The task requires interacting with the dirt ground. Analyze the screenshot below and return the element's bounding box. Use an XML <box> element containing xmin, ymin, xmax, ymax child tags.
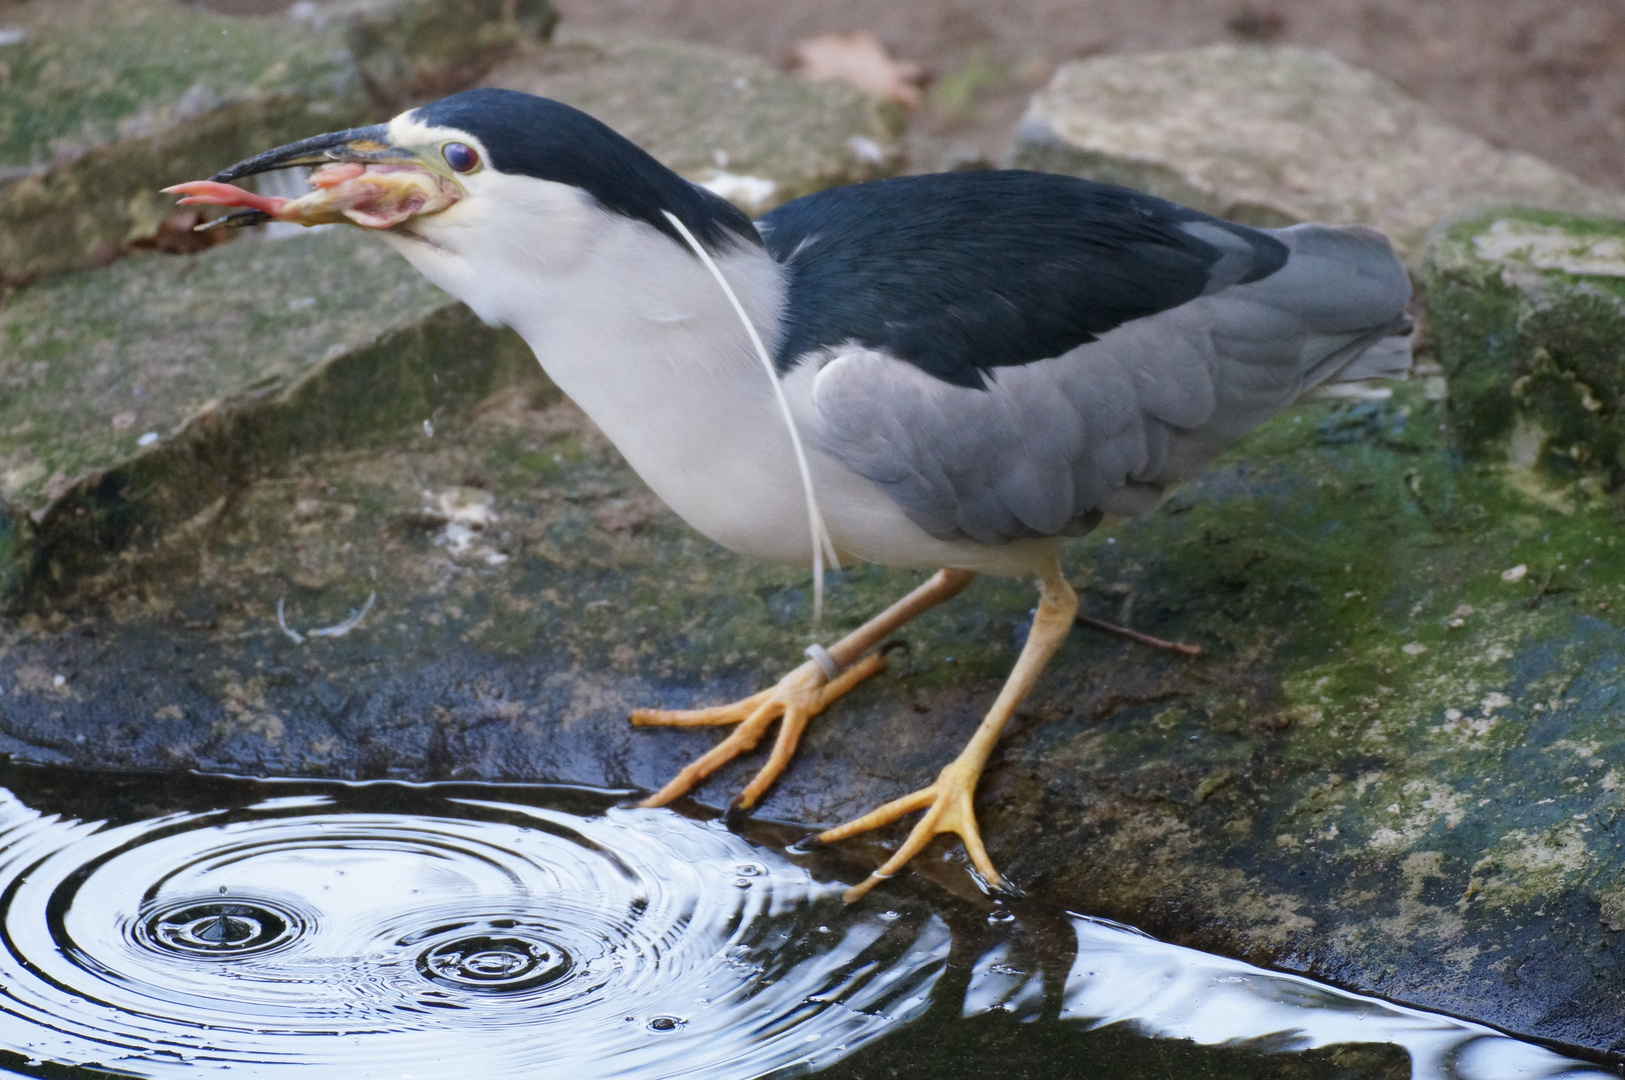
<box><xmin>553</xmin><ymin>0</ymin><xmax>1625</xmax><ymax>191</ymax></box>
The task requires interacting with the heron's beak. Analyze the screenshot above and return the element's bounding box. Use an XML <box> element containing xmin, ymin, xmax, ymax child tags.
<box><xmin>162</xmin><ymin>125</ymin><xmax>461</xmax><ymax>231</ymax></box>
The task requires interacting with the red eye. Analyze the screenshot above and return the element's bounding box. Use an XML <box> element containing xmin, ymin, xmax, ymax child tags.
<box><xmin>443</xmin><ymin>142</ymin><xmax>479</xmax><ymax>173</ymax></box>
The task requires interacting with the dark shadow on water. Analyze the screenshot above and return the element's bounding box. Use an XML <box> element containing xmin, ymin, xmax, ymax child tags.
<box><xmin>0</xmin><ymin>763</ymin><xmax>1607</xmax><ymax>1080</ymax></box>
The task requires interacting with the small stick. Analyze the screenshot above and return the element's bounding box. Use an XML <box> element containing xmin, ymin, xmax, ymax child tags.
<box><xmin>1524</xmin><ymin>567</ymin><xmax>1558</xmax><ymax>611</ymax></box>
<box><xmin>1075</xmin><ymin>613</ymin><xmax>1203</xmax><ymax>657</ymax></box>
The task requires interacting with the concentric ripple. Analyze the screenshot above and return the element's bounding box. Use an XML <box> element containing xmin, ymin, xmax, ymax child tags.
<box><xmin>0</xmin><ymin>785</ymin><xmax>947</xmax><ymax>1078</ymax></box>
<box><xmin>136</xmin><ymin>898</ymin><xmax>306</xmax><ymax>958</ymax></box>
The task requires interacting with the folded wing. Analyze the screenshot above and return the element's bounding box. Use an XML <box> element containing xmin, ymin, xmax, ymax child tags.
<box><xmin>760</xmin><ymin>174</ymin><xmax>1411</xmax><ymax>545</ymax></box>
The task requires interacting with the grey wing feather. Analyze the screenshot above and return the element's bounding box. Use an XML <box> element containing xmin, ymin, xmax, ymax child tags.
<box><xmin>809</xmin><ymin>222</ymin><xmax>1412</xmax><ymax>545</ymax></box>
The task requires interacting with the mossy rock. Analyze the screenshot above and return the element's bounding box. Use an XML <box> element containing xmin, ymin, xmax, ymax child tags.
<box><xmin>3</xmin><ymin>365</ymin><xmax>1625</xmax><ymax>1055</ymax></box>
<box><xmin>0</xmin><ymin>0</ymin><xmax>556</xmax><ymax>283</ymax></box>
<box><xmin>5</xmin><ymin>19</ymin><xmax>1624</xmax><ymax>1060</ymax></box>
<box><xmin>0</xmin><ymin>25</ymin><xmax>910</xmax><ymax>606</ymax></box>
<box><xmin>1423</xmin><ymin>208</ymin><xmax>1625</xmax><ymax>498</ymax></box>
<box><xmin>0</xmin><ymin>227</ymin><xmax>536</xmax><ymax>603</ymax></box>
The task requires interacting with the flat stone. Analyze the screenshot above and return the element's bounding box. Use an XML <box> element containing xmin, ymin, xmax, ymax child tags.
<box><xmin>481</xmin><ymin>30</ymin><xmax>904</xmax><ymax>214</ymax></box>
<box><xmin>2</xmin><ymin>362</ymin><xmax>1623</xmax><ymax>1058</ymax></box>
<box><xmin>1423</xmin><ymin>208</ymin><xmax>1625</xmax><ymax>501</ymax></box>
<box><xmin>1007</xmin><ymin>45</ymin><xmax>1625</xmax><ymax>264</ymax></box>
<box><xmin>0</xmin><ymin>227</ymin><xmax>535</xmax><ymax>602</ymax></box>
<box><xmin>0</xmin><ymin>0</ymin><xmax>557</xmax><ymax>283</ymax></box>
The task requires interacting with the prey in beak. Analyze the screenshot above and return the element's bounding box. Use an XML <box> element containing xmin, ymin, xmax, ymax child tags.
<box><xmin>163</xmin><ymin>124</ymin><xmax>462</xmax><ymax>232</ymax></box>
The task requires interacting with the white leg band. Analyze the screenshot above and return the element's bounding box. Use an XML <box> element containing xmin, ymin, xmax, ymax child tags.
<box><xmin>804</xmin><ymin>643</ymin><xmax>840</xmax><ymax>681</ymax></box>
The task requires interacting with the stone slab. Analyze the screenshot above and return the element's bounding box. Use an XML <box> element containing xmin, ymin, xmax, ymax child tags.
<box><xmin>0</xmin><ymin>367</ymin><xmax>1622</xmax><ymax>1059</ymax></box>
<box><xmin>0</xmin><ymin>0</ymin><xmax>557</xmax><ymax>282</ymax></box>
<box><xmin>0</xmin><ymin>227</ymin><xmax>535</xmax><ymax>602</ymax></box>
<box><xmin>1423</xmin><ymin>208</ymin><xmax>1625</xmax><ymax>500</ymax></box>
<box><xmin>481</xmin><ymin>30</ymin><xmax>904</xmax><ymax>214</ymax></box>
<box><xmin>1007</xmin><ymin>45</ymin><xmax>1625</xmax><ymax>264</ymax></box>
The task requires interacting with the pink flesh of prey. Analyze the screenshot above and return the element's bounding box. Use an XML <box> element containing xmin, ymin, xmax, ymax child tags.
<box><xmin>164</xmin><ymin>162</ymin><xmax>459</xmax><ymax>229</ymax></box>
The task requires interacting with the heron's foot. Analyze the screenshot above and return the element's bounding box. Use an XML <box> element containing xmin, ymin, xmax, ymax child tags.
<box><xmin>632</xmin><ymin>651</ymin><xmax>889</xmax><ymax>812</ymax></box>
<box><xmin>818</xmin><ymin>755</ymin><xmax>1000</xmax><ymax>903</ymax></box>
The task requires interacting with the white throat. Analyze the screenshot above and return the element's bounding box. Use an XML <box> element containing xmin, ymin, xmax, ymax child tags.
<box><xmin>379</xmin><ymin>174</ymin><xmax>823</xmax><ymax>564</ymax></box>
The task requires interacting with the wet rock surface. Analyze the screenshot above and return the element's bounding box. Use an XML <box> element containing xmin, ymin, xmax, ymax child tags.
<box><xmin>0</xmin><ymin>228</ymin><xmax>533</xmax><ymax>602</ymax></box>
<box><xmin>0</xmin><ymin>0</ymin><xmax>556</xmax><ymax>283</ymax></box>
<box><xmin>1007</xmin><ymin>45</ymin><xmax>1625</xmax><ymax>264</ymax></box>
<box><xmin>1</xmin><ymin>10</ymin><xmax>1622</xmax><ymax>1067</ymax></box>
<box><xmin>4</xmin><ymin>361</ymin><xmax>1624</xmax><ymax>1058</ymax></box>
<box><xmin>1424</xmin><ymin>208</ymin><xmax>1625</xmax><ymax>500</ymax></box>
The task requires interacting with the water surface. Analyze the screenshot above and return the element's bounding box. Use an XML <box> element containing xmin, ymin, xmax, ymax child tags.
<box><xmin>0</xmin><ymin>766</ymin><xmax>1607</xmax><ymax>1079</ymax></box>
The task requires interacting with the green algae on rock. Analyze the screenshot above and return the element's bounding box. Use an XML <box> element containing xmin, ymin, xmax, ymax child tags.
<box><xmin>1007</xmin><ymin>45</ymin><xmax>1625</xmax><ymax>265</ymax></box>
<box><xmin>0</xmin><ymin>227</ymin><xmax>534</xmax><ymax>603</ymax></box>
<box><xmin>481</xmin><ymin>31</ymin><xmax>904</xmax><ymax>214</ymax></box>
<box><xmin>0</xmin><ymin>0</ymin><xmax>556</xmax><ymax>283</ymax></box>
<box><xmin>0</xmin><ymin>503</ymin><xmax>24</xmax><ymax>601</ymax></box>
<box><xmin>1423</xmin><ymin>208</ymin><xmax>1625</xmax><ymax>500</ymax></box>
<box><xmin>3</xmin><ymin>14</ymin><xmax>1623</xmax><ymax>1061</ymax></box>
<box><xmin>3</xmin><ymin>364</ymin><xmax>1624</xmax><ymax>1056</ymax></box>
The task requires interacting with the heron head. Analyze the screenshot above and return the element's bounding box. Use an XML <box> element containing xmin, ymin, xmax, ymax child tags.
<box><xmin>165</xmin><ymin>89</ymin><xmax>757</xmax><ymax>257</ymax></box>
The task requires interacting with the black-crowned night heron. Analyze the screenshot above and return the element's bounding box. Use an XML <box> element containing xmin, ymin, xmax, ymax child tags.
<box><xmin>169</xmin><ymin>88</ymin><xmax>1412</xmax><ymax>901</ymax></box>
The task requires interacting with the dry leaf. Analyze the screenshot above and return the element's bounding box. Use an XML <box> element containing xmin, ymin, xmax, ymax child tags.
<box><xmin>787</xmin><ymin>31</ymin><xmax>925</xmax><ymax>109</ymax></box>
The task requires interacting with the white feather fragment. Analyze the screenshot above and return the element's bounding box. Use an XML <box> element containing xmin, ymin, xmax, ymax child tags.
<box><xmin>276</xmin><ymin>598</ymin><xmax>305</xmax><ymax>644</ymax></box>
<box><xmin>278</xmin><ymin>592</ymin><xmax>377</xmax><ymax>641</ymax></box>
<box><xmin>308</xmin><ymin>592</ymin><xmax>376</xmax><ymax>638</ymax></box>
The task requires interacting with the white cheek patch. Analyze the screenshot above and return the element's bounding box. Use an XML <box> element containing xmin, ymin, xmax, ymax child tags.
<box><xmin>387</xmin><ymin>115</ymin><xmax>492</xmax><ymax>175</ymax></box>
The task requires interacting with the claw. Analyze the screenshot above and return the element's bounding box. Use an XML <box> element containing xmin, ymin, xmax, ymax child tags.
<box><xmin>628</xmin><ymin>568</ymin><xmax>981</xmax><ymax>892</ymax></box>
<box><xmin>821</xmin><ymin>755</ymin><xmax>1003</xmax><ymax>902</ymax></box>
<box><xmin>1075</xmin><ymin>612</ymin><xmax>1202</xmax><ymax>656</ymax></box>
<box><xmin>633</xmin><ymin>652</ymin><xmax>889</xmax><ymax>812</ymax></box>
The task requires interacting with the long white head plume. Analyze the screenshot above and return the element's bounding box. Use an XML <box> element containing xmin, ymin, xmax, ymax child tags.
<box><xmin>661</xmin><ymin>210</ymin><xmax>840</xmax><ymax>625</ymax></box>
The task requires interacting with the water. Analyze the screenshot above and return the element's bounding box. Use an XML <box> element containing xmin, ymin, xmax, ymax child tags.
<box><xmin>0</xmin><ymin>764</ymin><xmax>1609</xmax><ymax>1080</ymax></box>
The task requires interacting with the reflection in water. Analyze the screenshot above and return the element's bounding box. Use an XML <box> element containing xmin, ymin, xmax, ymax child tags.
<box><xmin>0</xmin><ymin>784</ymin><xmax>946</xmax><ymax>1078</ymax></box>
<box><xmin>0</xmin><ymin>767</ymin><xmax>1608</xmax><ymax>1080</ymax></box>
<box><xmin>1047</xmin><ymin>916</ymin><xmax>1610</xmax><ymax>1080</ymax></box>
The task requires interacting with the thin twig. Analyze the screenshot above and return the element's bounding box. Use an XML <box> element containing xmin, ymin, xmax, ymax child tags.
<box><xmin>1076</xmin><ymin>613</ymin><xmax>1203</xmax><ymax>657</ymax></box>
<box><xmin>1524</xmin><ymin>567</ymin><xmax>1559</xmax><ymax>610</ymax></box>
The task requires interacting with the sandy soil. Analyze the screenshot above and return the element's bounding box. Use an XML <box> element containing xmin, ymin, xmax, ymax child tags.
<box><xmin>553</xmin><ymin>0</ymin><xmax>1625</xmax><ymax>190</ymax></box>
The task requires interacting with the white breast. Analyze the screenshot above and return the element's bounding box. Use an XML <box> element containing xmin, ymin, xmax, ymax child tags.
<box><xmin>377</xmin><ymin>176</ymin><xmax>827</xmax><ymax>563</ymax></box>
<box><xmin>380</xmin><ymin>173</ymin><xmax>1055</xmax><ymax>576</ymax></box>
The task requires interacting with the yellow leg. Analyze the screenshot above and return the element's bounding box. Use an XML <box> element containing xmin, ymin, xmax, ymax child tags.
<box><xmin>633</xmin><ymin>568</ymin><xmax>977</xmax><ymax>810</ymax></box>
<box><xmin>821</xmin><ymin>556</ymin><xmax>1079</xmax><ymax>902</ymax></box>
